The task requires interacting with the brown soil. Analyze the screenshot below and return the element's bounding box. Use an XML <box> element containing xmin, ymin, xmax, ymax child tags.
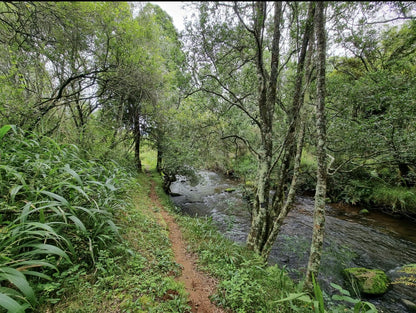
<box><xmin>149</xmin><ymin>179</ymin><xmax>226</xmax><ymax>313</ymax></box>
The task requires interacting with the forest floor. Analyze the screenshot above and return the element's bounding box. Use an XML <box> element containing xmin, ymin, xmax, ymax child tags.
<box><xmin>148</xmin><ymin>178</ymin><xmax>226</xmax><ymax>313</ymax></box>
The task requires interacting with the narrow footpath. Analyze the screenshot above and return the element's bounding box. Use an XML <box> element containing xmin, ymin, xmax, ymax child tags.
<box><xmin>148</xmin><ymin>180</ymin><xmax>226</xmax><ymax>313</ymax></box>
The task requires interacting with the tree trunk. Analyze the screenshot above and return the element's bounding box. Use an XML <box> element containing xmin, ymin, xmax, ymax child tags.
<box><xmin>134</xmin><ymin>125</ymin><xmax>142</xmax><ymax>172</ymax></box>
<box><xmin>246</xmin><ymin>1</ymin><xmax>280</xmax><ymax>254</ymax></box>
<box><xmin>305</xmin><ymin>1</ymin><xmax>327</xmax><ymax>292</ymax></box>
<box><xmin>157</xmin><ymin>143</ymin><xmax>163</xmax><ymax>173</ymax></box>
<box><xmin>246</xmin><ymin>1</ymin><xmax>315</xmax><ymax>259</ymax></box>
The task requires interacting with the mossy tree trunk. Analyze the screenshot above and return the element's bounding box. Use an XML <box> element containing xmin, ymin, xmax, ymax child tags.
<box><xmin>246</xmin><ymin>2</ymin><xmax>316</xmax><ymax>259</ymax></box>
<box><xmin>305</xmin><ymin>1</ymin><xmax>327</xmax><ymax>291</ymax></box>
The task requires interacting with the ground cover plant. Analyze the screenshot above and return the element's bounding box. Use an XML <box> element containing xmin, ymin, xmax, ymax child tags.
<box><xmin>0</xmin><ymin>125</ymin><xmax>135</xmax><ymax>311</ymax></box>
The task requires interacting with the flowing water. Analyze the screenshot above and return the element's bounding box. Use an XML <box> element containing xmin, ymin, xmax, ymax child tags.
<box><xmin>170</xmin><ymin>171</ymin><xmax>416</xmax><ymax>313</ymax></box>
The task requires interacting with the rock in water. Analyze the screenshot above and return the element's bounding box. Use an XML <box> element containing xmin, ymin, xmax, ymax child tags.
<box><xmin>402</xmin><ymin>299</ymin><xmax>416</xmax><ymax>312</ymax></box>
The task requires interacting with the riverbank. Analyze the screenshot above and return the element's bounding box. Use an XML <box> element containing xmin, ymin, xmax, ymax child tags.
<box><xmin>46</xmin><ymin>168</ymin><xmax>377</xmax><ymax>313</ymax></box>
<box><xmin>170</xmin><ymin>170</ymin><xmax>416</xmax><ymax>313</ymax></box>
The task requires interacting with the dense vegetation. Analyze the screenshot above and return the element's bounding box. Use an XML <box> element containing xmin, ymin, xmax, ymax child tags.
<box><xmin>0</xmin><ymin>1</ymin><xmax>415</xmax><ymax>312</ymax></box>
<box><xmin>0</xmin><ymin>126</ymin><xmax>136</xmax><ymax>311</ymax></box>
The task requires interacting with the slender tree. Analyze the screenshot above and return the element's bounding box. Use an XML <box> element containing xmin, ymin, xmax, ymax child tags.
<box><xmin>305</xmin><ymin>1</ymin><xmax>327</xmax><ymax>291</ymax></box>
<box><xmin>185</xmin><ymin>1</ymin><xmax>316</xmax><ymax>259</ymax></box>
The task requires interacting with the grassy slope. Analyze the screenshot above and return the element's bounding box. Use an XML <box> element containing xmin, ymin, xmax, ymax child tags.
<box><xmin>45</xmin><ymin>172</ymin><xmax>190</xmax><ymax>312</ymax></box>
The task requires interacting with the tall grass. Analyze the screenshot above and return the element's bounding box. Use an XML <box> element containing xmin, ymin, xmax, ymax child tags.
<box><xmin>0</xmin><ymin>125</ymin><xmax>135</xmax><ymax>311</ymax></box>
<box><xmin>371</xmin><ymin>185</ymin><xmax>416</xmax><ymax>214</ymax></box>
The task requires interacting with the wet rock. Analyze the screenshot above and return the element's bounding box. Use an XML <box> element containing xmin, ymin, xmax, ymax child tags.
<box><xmin>343</xmin><ymin>267</ymin><xmax>390</xmax><ymax>295</ymax></box>
<box><xmin>402</xmin><ymin>299</ymin><xmax>416</xmax><ymax>312</ymax></box>
<box><xmin>387</xmin><ymin>264</ymin><xmax>416</xmax><ymax>304</ymax></box>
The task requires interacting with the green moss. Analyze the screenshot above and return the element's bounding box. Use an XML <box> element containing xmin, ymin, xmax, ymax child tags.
<box><xmin>343</xmin><ymin>267</ymin><xmax>390</xmax><ymax>295</ymax></box>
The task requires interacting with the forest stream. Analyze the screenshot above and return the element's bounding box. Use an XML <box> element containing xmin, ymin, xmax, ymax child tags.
<box><xmin>170</xmin><ymin>170</ymin><xmax>416</xmax><ymax>313</ymax></box>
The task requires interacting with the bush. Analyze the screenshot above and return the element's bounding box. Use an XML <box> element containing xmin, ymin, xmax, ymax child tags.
<box><xmin>0</xmin><ymin>125</ymin><xmax>135</xmax><ymax>310</ymax></box>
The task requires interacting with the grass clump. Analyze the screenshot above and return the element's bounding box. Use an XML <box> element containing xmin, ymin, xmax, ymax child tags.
<box><xmin>1</xmin><ymin>126</ymin><xmax>137</xmax><ymax>311</ymax></box>
<box><xmin>371</xmin><ymin>185</ymin><xmax>416</xmax><ymax>214</ymax></box>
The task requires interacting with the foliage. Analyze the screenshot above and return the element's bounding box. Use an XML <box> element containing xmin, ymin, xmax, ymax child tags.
<box><xmin>277</xmin><ymin>279</ymin><xmax>378</xmax><ymax>313</ymax></box>
<box><xmin>326</xmin><ymin>17</ymin><xmax>416</xmax><ymax>212</ymax></box>
<box><xmin>0</xmin><ymin>126</ymin><xmax>135</xmax><ymax>310</ymax></box>
<box><xmin>330</xmin><ymin>283</ymin><xmax>378</xmax><ymax>313</ymax></box>
<box><xmin>156</xmin><ymin>195</ymin><xmax>302</xmax><ymax>312</ymax></box>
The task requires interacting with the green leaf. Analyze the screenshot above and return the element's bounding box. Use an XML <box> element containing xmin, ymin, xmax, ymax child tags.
<box><xmin>0</xmin><ymin>267</ymin><xmax>36</xmax><ymax>305</ymax></box>
<box><xmin>0</xmin><ymin>125</ymin><xmax>14</xmax><ymax>141</ymax></box>
<box><xmin>25</xmin><ymin>243</ymin><xmax>71</xmax><ymax>262</ymax></box>
<box><xmin>63</xmin><ymin>164</ymin><xmax>83</xmax><ymax>186</ymax></box>
<box><xmin>40</xmin><ymin>191</ymin><xmax>69</xmax><ymax>206</ymax></box>
<box><xmin>21</xmin><ymin>270</ymin><xmax>51</xmax><ymax>281</ymax></box>
<box><xmin>0</xmin><ymin>293</ymin><xmax>27</xmax><ymax>312</ymax></box>
<box><xmin>9</xmin><ymin>185</ymin><xmax>23</xmax><ymax>202</ymax></box>
<box><xmin>276</xmin><ymin>292</ymin><xmax>312</xmax><ymax>303</ymax></box>
<box><xmin>68</xmin><ymin>215</ymin><xmax>87</xmax><ymax>233</ymax></box>
<box><xmin>312</xmin><ymin>273</ymin><xmax>325</xmax><ymax>313</ymax></box>
<box><xmin>14</xmin><ymin>260</ymin><xmax>57</xmax><ymax>272</ymax></box>
<box><xmin>106</xmin><ymin>219</ymin><xmax>119</xmax><ymax>235</ymax></box>
<box><xmin>330</xmin><ymin>282</ymin><xmax>351</xmax><ymax>296</ymax></box>
<box><xmin>67</xmin><ymin>184</ymin><xmax>90</xmax><ymax>201</ymax></box>
<box><xmin>332</xmin><ymin>294</ymin><xmax>358</xmax><ymax>304</ymax></box>
<box><xmin>0</xmin><ymin>165</ymin><xmax>26</xmax><ymax>186</ymax></box>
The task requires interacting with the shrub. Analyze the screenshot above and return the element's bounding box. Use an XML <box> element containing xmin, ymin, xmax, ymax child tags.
<box><xmin>0</xmin><ymin>125</ymin><xmax>135</xmax><ymax>310</ymax></box>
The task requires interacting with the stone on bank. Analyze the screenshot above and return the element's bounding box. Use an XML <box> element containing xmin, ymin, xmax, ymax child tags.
<box><xmin>343</xmin><ymin>267</ymin><xmax>390</xmax><ymax>295</ymax></box>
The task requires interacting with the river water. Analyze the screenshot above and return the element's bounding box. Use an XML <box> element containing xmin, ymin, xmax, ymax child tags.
<box><xmin>170</xmin><ymin>171</ymin><xmax>416</xmax><ymax>313</ymax></box>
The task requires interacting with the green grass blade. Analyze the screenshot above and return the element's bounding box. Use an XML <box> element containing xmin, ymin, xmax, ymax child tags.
<box><xmin>0</xmin><ymin>286</ymin><xmax>23</xmax><ymax>298</ymax></box>
<box><xmin>0</xmin><ymin>267</ymin><xmax>36</xmax><ymax>305</ymax></box>
<box><xmin>20</xmin><ymin>270</ymin><xmax>51</xmax><ymax>281</ymax></box>
<box><xmin>68</xmin><ymin>215</ymin><xmax>87</xmax><ymax>233</ymax></box>
<box><xmin>9</xmin><ymin>185</ymin><xmax>23</xmax><ymax>203</ymax></box>
<box><xmin>0</xmin><ymin>293</ymin><xmax>27</xmax><ymax>312</ymax></box>
<box><xmin>106</xmin><ymin>219</ymin><xmax>120</xmax><ymax>236</ymax></box>
<box><xmin>39</xmin><ymin>191</ymin><xmax>69</xmax><ymax>206</ymax></box>
<box><xmin>0</xmin><ymin>125</ymin><xmax>14</xmax><ymax>141</ymax></box>
<box><xmin>14</xmin><ymin>260</ymin><xmax>57</xmax><ymax>272</ymax></box>
<box><xmin>312</xmin><ymin>273</ymin><xmax>325</xmax><ymax>313</ymax></box>
<box><xmin>0</xmin><ymin>165</ymin><xmax>26</xmax><ymax>186</ymax></box>
<box><xmin>63</xmin><ymin>164</ymin><xmax>83</xmax><ymax>186</ymax></box>
<box><xmin>24</xmin><ymin>244</ymin><xmax>71</xmax><ymax>263</ymax></box>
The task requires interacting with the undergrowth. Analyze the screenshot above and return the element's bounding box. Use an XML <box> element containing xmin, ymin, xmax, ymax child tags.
<box><xmin>1</xmin><ymin>126</ymin><xmax>378</xmax><ymax>313</ymax></box>
<box><xmin>1</xmin><ymin>125</ymin><xmax>136</xmax><ymax>311</ymax></box>
<box><xmin>47</xmin><ymin>173</ymin><xmax>190</xmax><ymax>312</ymax></box>
<box><xmin>0</xmin><ymin>126</ymin><xmax>189</xmax><ymax>312</ymax></box>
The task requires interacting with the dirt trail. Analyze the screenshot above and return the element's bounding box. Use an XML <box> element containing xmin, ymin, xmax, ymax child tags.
<box><xmin>149</xmin><ymin>180</ymin><xmax>226</xmax><ymax>313</ymax></box>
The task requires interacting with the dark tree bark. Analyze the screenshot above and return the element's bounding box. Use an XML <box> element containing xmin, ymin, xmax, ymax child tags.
<box><xmin>134</xmin><ymin>124</ymin><xmax>142</xmax><ymax>172</ymax></box>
